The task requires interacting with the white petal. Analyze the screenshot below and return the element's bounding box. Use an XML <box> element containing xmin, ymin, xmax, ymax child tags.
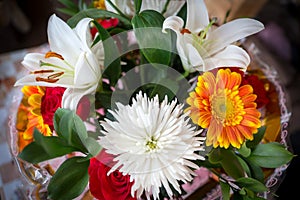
<box><xmin>203</xmin><ymin>45</ymin><xmax>250</xmax><ymax>71</ymax></box>
<box><xmin>186</xmin><ymin>43</ymin><xmax>204</xmax><ymax>72</ymax></box>
<box><xmin>186</xmin><ymin>0</ymin><xmax>209</xmax><ymax>32</ymax></box>
<box><xmin>22</xmin><ymin>53</ymin><xmax>73</xmax><ymax>72</ymax></box>
<box><xmin>74</xmin><ymin>52</ymin><xmax>100</xmax><ymax>88</ymax></box>
<box><xmin>74</xmin><ymin>17</ymin><xmax>93</xmax><ymax>50</ymax></box>
<box><xmin>21</xmin><ymin>53</ymin><xmax>45</xmax><ymax>71</ymax></box>
<box><xmin>91</xmin><ymin>40</ymin><xmax>105</xmax><ymax>65</ymax></box>
<box><xmin>62</xmin><ymin>87</ymin><xmax>95</xmax><ymax>110</ymax></box>
<box><xmin>140</xmin><ymin>0</ymin><xmax>185</xmax><ymax>17</ymax></box>
<box><xmin>163</xmin><ymin>0</ymin><xmax>185</xmax><ymax>17</ymax></box>
<box><xmin>205</xmin><ymin>18</ymin><xmax>265</xmax><ymax>55</ymax></box>
<box><xmin>162</xmin><ymin>16</ymin><xmax>184</xmax><ymax>33</ymax></box>
<box><xmin>14</xmin><ymin>74</ymin><xmax>74</xmax><ymax>87</ymax></box>
<box><xmin>47</xmin><ymin>14</ymin><xmax>81</xmax><ymax>66</ymax></box>
<box><xmin>105</xmin><ymin>0</ymin><xmax>134</xmax><ymax>16</ymax></box>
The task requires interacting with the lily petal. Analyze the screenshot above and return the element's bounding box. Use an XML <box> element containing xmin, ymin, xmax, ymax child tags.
<box><xmin>74</xmin><ymin>52</ymin><xmax>100</xmax><ymax>88</ymax></box>
<box><xmin>47</xmin><ymin>14</ymin><xmax>82</xmax><ymax>66</ymax></box>
<box><xmin>186</xmin><ymin>43</ymin><xmax>204</xmax><ymax>72</ymax></box>
<box><xmin>186</xmin><ymin>0</ymin><xmax>209</xmax><ymax>32</ymax></box>
<box><xmin>74</xmin><ymin>17</ymin><xmax>94</xmax><ymax>51</ymax></box>
<box><xmin>62</xmin><ymin>86</ymin><xmax>96</xmax><ymax>110</ymax></box>
<box><xmin>203</xmin><ymin>45</ymin><xmax>250</xmax><ymax>71</ymax></box>
<box><xmin>105</xmin><ymin>0</ymin><xmax>134</xmax><ymax>16</ymax></box>
<box><xmin>21</xmin><ymin>53</ymin><xmax>73</xmax><ymax>72</ymax></box>
<box><xmin>14</xmin><ymin>74</ymin><xmax>74</xmax><ymax>88</ymax></box>
<box><xmin>205</xmin><ymin>18</ymin><xmax>264</xmax><ymax>55</ymax></box>
<box><xmin>162</xmin><ymin>0</ymin><xmax>186</xmax><ymax>17</ymax></box>
<box><xmin>162</xmin><ymin>16</ymin><xmax>184</xmax><ymax>33</ymax></box>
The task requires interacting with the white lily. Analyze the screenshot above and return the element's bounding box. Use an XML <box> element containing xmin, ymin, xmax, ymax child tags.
<box><xmin>14</xmin><ymin>14</ymin><xmax>103</xmax><ymax>110</ymax></box>
<box><xmin>162</xmin><ymin>0</ymin><xmax>264</xmax><ymax>72</ymax></box>
<box><xmin>105</xmin><ymin>0</ymin><xmax>185</xmax><ymax>17</ymax></box>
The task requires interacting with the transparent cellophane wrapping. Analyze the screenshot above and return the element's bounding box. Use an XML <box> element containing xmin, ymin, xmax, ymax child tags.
<box><xmin>8</xmin><ymin>37</ymin><xmax>292</xmax><ymax>200</ymax></box>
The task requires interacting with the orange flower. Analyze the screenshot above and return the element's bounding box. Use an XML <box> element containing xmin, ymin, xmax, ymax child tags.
<box><xmin>186</xmin><ymin>68</ymin><xmax>261</xmax><ymax>149</ymax></box>
<box><xmin>16</xmin><ymin>86</ymin><xmax>52</xmax><ymax>151</ymax></box>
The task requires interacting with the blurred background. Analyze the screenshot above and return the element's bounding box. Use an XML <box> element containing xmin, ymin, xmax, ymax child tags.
<box><xmin>0</xmin><ymin>0</ymin><xmax>299</xmax><ymax>199</ymax></box>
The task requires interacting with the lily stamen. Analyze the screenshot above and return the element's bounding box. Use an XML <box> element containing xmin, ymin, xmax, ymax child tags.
<box><xmin>33</xmin><ymin>70</ymin><xmax>55</xmax><ymax>74</ymax></box>
<box><xmin>180</xmin><ymin>28</ymin><xmax>191</xmax><ymax>34</ymax></box>
<box><xmin>48</xmin><ymin>72</ymin><xmax>64</xmax><ymax>79</ymax></box>
<box><xmin>36</xmin><ymin>77</ymin><xmax>59</xmax><ymax>83</ymax></box>
<box><xmin>45</xmin><ymin>51</ymin><xmax>64</xmax><ymax>60</ymax></box>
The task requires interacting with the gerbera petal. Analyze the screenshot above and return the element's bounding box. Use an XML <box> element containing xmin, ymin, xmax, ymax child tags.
<box><xmin>241</xmin><ymin>115</ymin><xmax>261</xmax><ymax>128</ymax></box>
<box><xmin>186</xmin><ymin>0</ymin><xmax>209</xmax><ymax>32</ymax></box>
<box><xmin>205</xmin><ymin>18</ymin><xmax>264</xmax><ymax>55</ymax></box>
<box><xmin>186</xmin><ymin>69</ymin><xmax>262</xmax><ymax>149</ymax></box>
<box><xmin>239</xmin><ymin>84</ymin><xmax>253</xmax><ymax>96</ymax></box>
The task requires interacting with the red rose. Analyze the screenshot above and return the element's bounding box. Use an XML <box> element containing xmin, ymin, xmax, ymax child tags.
<box><xmin>76</xmin><ymin>96</ymin><xmax>91</xmax><ymax>121</ymax></box>
<box><xmin>242</xmin><ymin>74</ymin><xmax>269</xmax><ymax>108</ymax></box>
<box><xmin>91</xmin><ymin>18</ymin><xmax>119</xmax><ymax>38</ymax></box>
<box><xmin>41</xmin><ymin>87</ymin><xmax>65</xmax><ymax>129</ymax></box>
<box><xmin>88</xmin><ymin>150</ymin><xmax>136</xmax><ymax>200</ymax></box>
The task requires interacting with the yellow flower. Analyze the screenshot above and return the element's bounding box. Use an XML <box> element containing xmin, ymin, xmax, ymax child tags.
<box><xmin>186</xmin><ymin>68</ymin><xmax>261</xmax><ymax>149</ymax></box>
<box><xmin>16</xmin><ymin>86</ymin><xmax>52</xmax><ymax>151</ymax></box>
<box><xmin>94</xmin><ymin>0</ymin><xmax>106</xmax><ymax>9</ymax></box>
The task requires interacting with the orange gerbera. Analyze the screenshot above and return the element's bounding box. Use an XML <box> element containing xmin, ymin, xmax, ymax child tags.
<box><xmin>186</xmin><ymin>68</ymin><xmax>261</xmax><ymax>149</ymax></box>
<box><xmin>16</xmin><ymin>86</ymin><xmax>52</xmax><ymax>151</ymax></box>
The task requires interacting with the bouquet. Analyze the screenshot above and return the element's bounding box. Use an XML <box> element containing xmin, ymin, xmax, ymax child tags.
<box><xmin>11</xmin><ymin>0</ymin><xmax>294</xmax><ymax>199</ymax></box>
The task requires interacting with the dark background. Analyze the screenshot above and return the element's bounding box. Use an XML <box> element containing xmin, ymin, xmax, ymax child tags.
<box><xmin>0</xmin><ymin>0</ymin><xmax>299</xmax><ymax>199</ymax></box>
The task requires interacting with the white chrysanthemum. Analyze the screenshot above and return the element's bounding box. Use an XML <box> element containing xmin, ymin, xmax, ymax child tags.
<box><xmin>99</xmin><ymin>91</ymin><xmax>206</xmax><ymax>199</ymax></box>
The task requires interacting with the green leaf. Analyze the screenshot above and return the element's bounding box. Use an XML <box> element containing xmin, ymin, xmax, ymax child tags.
<box><xmin>18</xmin><ymin>129</ymin><xmax>77</xmax><ymax>164</ymax></box>
<box><xmin>238</xmin><ymin>142</ymin><xmax>251</xmax><ymax>157</ymax></box>
<box><xmin>131</xmin><ymin>10</ymin><xmax>172</xmax><ymax>65</ymax></box>
<box><xmin>246</xmin><ymin>126</ymin><xmax>266</xmax><ymax>148</ymax></box>
<box><xmin>243</xmin><ymin>159</ymin><xmax>264</xmax><ymax>182</ymax></box>
<box><xmin>247</xmin><ymin>142</ymin><xmax>294</xmax><ymax>168</ymax></box>
<box><xmin>92</xmin><ymin>20</ymin><xmax>121</xmax><ymax>86</ymax></box>
<box><xmin>67</xmin><ymin>8</ymin><xmax>131</xmax><ymax>28</ymax></box>
<box><xmin>134</xmin><ymin>0</ymin><xmax>142</xmax><ymax>14</ymax></box>
<box><xmin>220</xmin><ymin>181</ymin><xmax>231</xmax><ymax>200</ymax></box>
<box><xmin>48</xmin><ymin>157</ymin><xmax>90</xmax><ymax>200</ymax></box>
<box><xmin>84</xmin><ymin>137</ymin><xmax>102</xmax><ymax>156</ymax></box>
<box><xmin>56</xmin><ymin>8</ymin><xmax>78</xmax><ymax>16</ymax></box>
<box><xmin>53</xmin><ymin>108</ymin><xmax>66</xmax><ymax>136</ymax></box>
<box><xmin>209</xmin><ymin>148</ymin><xmax>245</xmax><ymax>179</ymax></box>
<box><xmin>235</xmin><ymin>177</ymin><xmax>268</xmax><ymax>193</ymax></box>
<box><xmin>58</xmin><ymin>0</ymin><xmax>79</xmax><ymax>11</ymax></box>
<box><xmin>208</xmin><ymin>148</ymin><xmax>223</xmax><ymax>164</ymax></box>
<box><xmin>59</xmin><ymin>111</ymin><xmax>87</xmax><ymax>152</ymax></box>
<box><xmin>237</xmin><ymin>156</ymin><xmax>251</xmax><ymax>177</ymax></box>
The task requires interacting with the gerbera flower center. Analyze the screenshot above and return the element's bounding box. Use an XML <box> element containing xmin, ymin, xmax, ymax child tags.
<box><xmin>211</xmin><ymin>89</ymin><xmax>244</xmax><ymax>126</ymax></box>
